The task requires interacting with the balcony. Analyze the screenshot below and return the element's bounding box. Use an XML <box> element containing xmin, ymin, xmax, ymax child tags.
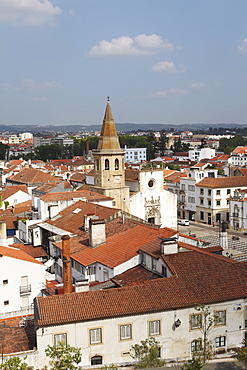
<box><xmin>179</xmin><ymin>190</ymin><xmax>186</xmax><ymax>195</ymax></box>
<box><xmin>19</xmin><ymin>285</ymin><xmax>31</xmax><ymax>295</ymax></box>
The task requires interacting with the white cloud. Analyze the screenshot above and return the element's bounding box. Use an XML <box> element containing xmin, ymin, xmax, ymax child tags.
<box><xmin>88</xmin><ymin>34</ymin><xmax>174</xmax><ymax>57</ymax></box>
<box><xmin>170</xmin><ymin>88</ymin><xmax>186</xmax><ymax>95</ymax></box>
<box><xmin>69</xmin><ymin>8</ymin><xmax>77</xmax><ymax>16</ymax></box>
<box><xmin>152</xmin><ymin>60</ymin><xmax>187</xmax><ymax>73</ymax></box>
<box><xmin>0</xmin><ymin>83</ymin><xmax>20</xmax><ymax>91</ymax></box>
<box><xmin>190</xmin><ymin>82</ymin><xmax>208</xmax><ymax>90</ymax></box>
<box><xmin>0</xmin><ymin>0</ymin><xmax>62</xmax><ymax>26</ymax></box>
<box><xmin>149</xmin><ymin>91</ymin><xmax>169</xmax><ymax>98</ymax></box>
<box><xmin>22</xmin><ymin>79</ymin><xmax>64</xmax><ymax>90</ymax></box>
<box><xmin>237</xmin><ymin>38</ymin><xmax>247</xmax><ymax>53</ymax></box>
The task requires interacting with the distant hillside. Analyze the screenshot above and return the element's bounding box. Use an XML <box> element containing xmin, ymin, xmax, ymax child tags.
<box><xmin>0</xmin><ymin>122</ymin><xmax>246</xmax><ymax>134</ymax></box>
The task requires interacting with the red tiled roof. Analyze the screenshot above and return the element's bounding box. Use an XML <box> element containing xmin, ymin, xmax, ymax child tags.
<box><xmin>37</xmin><ymin>249</ymin><xmax>247</xmax><ymax>327</ymax></box>
<box><xmin>9</xmin><ymin>168</ymin><xmax>57</xmax><ymax>185</ymax></box>
<box><xmin>0</xmin><ymin>245</ymin><xmax>43</xmax><ymax>264</ymax></box>
<box><xmin>0</xmin><ymin>185</ymin><xmax>29</xmax><ymax>200</ymax></box>
<box><xmin>46</xmin><ymin>200</ymin><xmax>119</xmax><ymax>235</ymax></box>
<box><xmin>125</xmin><ymin>169</ymin><xmax>139</xmax><ymax>181</ymax></box>
<box><xmin>12</xmin><ymin>243</ymin><xmax>47</xmax><ymax>258</ymax></box>
<box><xmin>112</xmin><ymin>265</ymin><xmax>161</xmax><ymax>287</ymax></box>
<box><xmin>0</xmin><ymin>316</ymin><xmax>36</xmax><ymax>354</ymax></box>
<box><xmin>41</xmin><ymin>190</ymin><xmax>112</xmax><ymax>203</ymax></box>
<box><xmin>69</xmin><ymin>225</ymin><xmax>175</xmax><ymax>268</ymax></box>
<box><xmin>196</xmin><ymin>176</ymin><xmax>247</xmax><ymax>188</ymax></box>
<box><xmin>232</xmin><ymin>146</ymin><xmax>247</xmax><ymax>154</ymax></box>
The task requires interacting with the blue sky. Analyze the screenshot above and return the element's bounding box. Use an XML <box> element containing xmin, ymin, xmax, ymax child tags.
<box><xmin>0</xmin><ymin>0</ymin><xmax>247</xmax><ymax>126</ymax></box>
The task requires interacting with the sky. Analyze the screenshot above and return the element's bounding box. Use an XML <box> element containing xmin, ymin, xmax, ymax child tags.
<box><xmin>0</xmin><ymin>0</ymin><xmax>247</xmax><ymax>126</ymax></box>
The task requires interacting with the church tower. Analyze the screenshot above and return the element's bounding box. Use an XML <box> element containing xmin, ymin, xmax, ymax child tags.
<box><xmin>91</xmin><ymin>98</ymin><xmax>130</xmax><ymax>212</ymax></box>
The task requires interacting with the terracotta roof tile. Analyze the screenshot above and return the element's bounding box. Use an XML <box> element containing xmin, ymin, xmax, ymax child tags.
<box><xmin>9</xmin><ymin>168</ymin><xmax>57</xmax><ymax>185</ymax></box>
<box><xmin>46</xmin><ymin>200</ymin><xmax>119</xmax><ymax>235</ymax></box>
<box><xmin>0</xmin><ymin>316</ymin><xmax>36</xmax><ymax>354</ymax></box>
<box><xmin>37</xmin><ymin>249</ymin><xmax>247</xmax><ymax>327</ymax></box>
<box><xmin>112</xmin><ymin>265</ymin><xmax>162</xmax><ymax>287</ymax></box>
<box><xmin>0</xmin><ymin>185</ymin><xmax>29</xmax><ymax>200</ymax></box>
<box><xmin>41</xmin><ymin>190</ymin><xmax>112</xmax><ymax>203</ymax></box>
<box><xmin>196</xmin><ymin>176</ymin><xmax>247</xmax><ymax>188</ymax></box>
<box><xmin>0</xmin><ymin>245</ymin><xmax>43</xmax><ymax>264</ymax></box>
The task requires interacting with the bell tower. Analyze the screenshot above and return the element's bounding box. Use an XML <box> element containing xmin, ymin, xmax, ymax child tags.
<box><xmin>91</xmin><ymin>98</ymin><xmax>130</xmax><ymax>212</ymax></box>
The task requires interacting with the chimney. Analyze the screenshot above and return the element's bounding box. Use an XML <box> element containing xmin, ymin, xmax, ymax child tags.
<box><xmin>62</xmin><ymin>235</ymin><xmax>72</xmax><ymax>294</ymax></box>
<box><xmin>0</xmin><ymin>221</ymin><xmax>7</xmax><ymax>246</ymax></box>
<box><xmin>85</xmin><ymin>141</ymin><xmax>89</xmax><ymax>154</ymax></box>
<box><xmin>89</xmin><ymin>219</ymin><xmax>106</xmax><ymax>248</ymax></box>
<box><xmin>160</xmin><ymin>237</ymin><xmax>178</xmax><ymax>255</ymax></box>
<box><xmin>84</xmin><ymin>214</ymin><xmax>97</xmax><ymax>231</ymax></box>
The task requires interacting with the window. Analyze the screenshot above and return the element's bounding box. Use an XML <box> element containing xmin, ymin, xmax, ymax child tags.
<box><xmin>90</xmin><ymin>328</ymin><xmax>102</xmax><ymax>344</ymax></box>
<box><xmin>105</xmin><ymin>159</ymin><xmax>109</xmax><ymax>170</ymax></box>
<box><xmin>200</xmin><ymin>198</ymin><xmax>204</xmax><ymax>205</ymax></box>
<box><xmin>200</xmin><ymin>211</ymin><xmax>204</xmax><ymax>221</ymax></box>
<box><xmin>215</xmin><ymin>310</ymin><xmax>226</xmax><ymax>326</ymax></box>
<box><xmin>120</xmin><ymin>324</ymin><xmax>132</xmax><ymax>340</ymax></box>
<box><xmin>181</xmin><ymin>184</ymin><xmax>185</xmax><ymax>190</ymax></box>
<box><xmin>91</xmin><ymin>356</ymin><xmax>102</xmax><ymax>365</ymax></box>
<box><xmin>188</xmin><ymin>197</ymin><xmax>195</xmax><ymax>203</ymax></box>
<box><xmin>3</xmin><ymin>279</ymin><xmax>8</xmax><ymax>285</ymax></box>
<box><xmin>96</xmin><ymin>159</ymin><xmax>99</xmax><ymax>171</ymax></box>
<box><xmin>88</xmin><ymin>266</ymin><xmax>96</xmax><ymax>275</ymax></box>
<box><xmin>227</xmin><ymin>189</ymin><xmax>231</xmax><ymax>195</ymax></box>
<box><xmin>215</xmin><ymin>336</ymin><xmax>226</xmax><ymax>348</ymax></box>
<box><xmin>54</xmin><ymin>333</ymin><xmax>67</xmax><ymax>347</ymax></box>
<box><xmin>115</xmin><ymin>158</ymin><xmax>119</xmax><ymax>170</ymax></box>
<box><xmin>149</xmin><ymin>320</ymin><xmax>160</xmax><ymax>336</ymax></box>
<box><xmin>188</xmin><ymin>185</ymin><xmax>195</xmax><ymax>191</ymax></box>
<box><xmin>4</xmin><ymin>300</ymin><xmax>9</xmax><ymax>306</ymax></box>
<box><xmin>152</xmin><ymin>258</ymin><xmax>156</xmax><ymax>271</ymax></box>
<box><xmin>190</xmin><ymin>314</ymin><xmax>202</xmax><ymax>329</ymax></box>
<box><xmin>162</xmin><ymin>265</ymin><xmax>167</xmax><ymax>277</ymax></box>
<box><xmin>208</xmin><ymin>200</ymin><xmax>211</xmax><ymax>206</ymax></box>
<box><xmin>141</xmin><ymin>253</ymin><xmax>146</xmax><ymax>266</ymax></box>
<box><xmin>191</xmin><ymin>339</ymin><xmax>202</xmax><ymax>352</ymax></box>
<box><xmin>216</xmin><ymin>189</ymin><xmax>221</xmax><ymax>196</ymax></box>
<box><xmin>216</xmin><ymin>200</ymin><xmax>221</xmax><ymax>206</ymax></box>
<box><xmin>208</xmin><ymin>189</ymin><xmax>212</xmax><ymax>196</ymax></box>
<box><xmin>200</xmin><ymin>188</ymin><xmax>204</xmax><ymax>195</ymax></box>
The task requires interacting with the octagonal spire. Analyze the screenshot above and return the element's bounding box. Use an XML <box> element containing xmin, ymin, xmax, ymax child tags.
<box><xmin>97</xmin><ymin>98</ymin><xmax>121</xmax><ymax>150</ymax></box>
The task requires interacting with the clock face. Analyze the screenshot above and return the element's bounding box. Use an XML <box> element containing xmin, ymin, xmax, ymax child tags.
<box><xmin>148</xmin><ymin>178</ymin><xmax>156</xmax><ymax>189</ymax></box>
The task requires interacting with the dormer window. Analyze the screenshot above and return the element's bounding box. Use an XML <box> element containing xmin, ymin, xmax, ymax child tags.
<box><xmin>115</xmin><ymin>158</ymin><xmax>119</xmax><ymax>170</ymax></box>
<box><xmin>105</xmin><ymin>159</ymin><xmax>109</xmax><ymax>170</ymax></box>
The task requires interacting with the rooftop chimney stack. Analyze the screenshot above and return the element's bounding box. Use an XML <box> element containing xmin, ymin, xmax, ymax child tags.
<box><xmin>89</xmin><ymin>219</ymin><xmax>106</xmax><ymax>248</ymax></box>
<box><xmin>62</xmin><ymin>235</ymin><xmax>73</xmax><ymax>294</ymax></box>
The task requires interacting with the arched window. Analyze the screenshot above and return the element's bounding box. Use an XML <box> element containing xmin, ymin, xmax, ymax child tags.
<box><xmin>115</xmin><ymin>158</ymin><xmax>119</xmax><ymax>170</ymax></box>
<box><xmin>91</xmin><ymin>356</ymin><xmax>102</xmax><ymax>365</ymax></box>
<box><xmin>105</xmin><ymin>159</ymin><xmax>109</xmax><ymax>170</ymax></box>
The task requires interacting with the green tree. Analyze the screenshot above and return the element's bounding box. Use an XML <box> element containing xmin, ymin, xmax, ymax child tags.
<box><xmin>45</xmin><ymin>342</ymin><xmax>81</xmax><ymax>370</ymax></box>
<box><xmin>0</xmin><ymin>143</ymin><xmax>8</xmax><ymax>160</ymax></box>
<box><xmin>234</xmin><ymin>339</ymin><xmax>247</xmax><ymax>367</ymax></box>
<box><xmin>173</xmin><ymin>138</ymin><xmax>190</xmax><ymax>153</ymax></box>
<box><xmin>0</xmin><ymin>356</ymin><xmax>29</xmax><ymax>370</ymax></box>
<box><xmin>156</xmin><ymin>130</ymin><xmax>168</xmax><ymax>156</ymax></box>
<box><xmin>130</xmin><ymin>337</ymin><xmax>166</xmax><ymax>368</ymax></box>
<box><xmin>189</xmin><ymin>305</ymin><xmax>214</xmax><ymax>367</ymax></box>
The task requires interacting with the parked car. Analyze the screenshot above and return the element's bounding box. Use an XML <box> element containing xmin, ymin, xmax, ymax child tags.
<box><xmin>178</xmin><ymin>219</ymin><xmax>190</xmax><ymax>226</ymax></box>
